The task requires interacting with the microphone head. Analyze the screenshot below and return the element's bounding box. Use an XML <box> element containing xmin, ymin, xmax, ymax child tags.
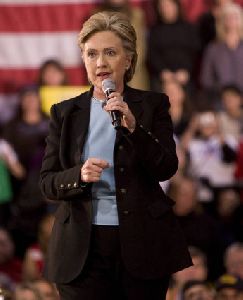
<box><xmin>102</xmin><ymin>78</ymin><xmax>116</xmax><ymax>93</ymax></box>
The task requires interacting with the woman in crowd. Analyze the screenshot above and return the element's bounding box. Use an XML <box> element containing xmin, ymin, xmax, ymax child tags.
<box><xmin>2</xmin><ymin>86</ymin><xmax>49</xmax><ymax>257</ymax></box>
<box><xmin>147</xmin><ymin>0</ymin><xmax>200</xmax><ymax>91</ymax></box>
<box><xmin>200</xmin><ymin>3</ymin><xmax>243</xmax><ymax>104</ymax></box>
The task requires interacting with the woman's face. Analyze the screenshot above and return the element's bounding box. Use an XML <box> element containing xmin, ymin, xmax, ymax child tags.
<box><xmin>158</xmin><ymin>0</ymin><xmax>179</xmax><ymax>23</ymax></box>
<box><xmin>82</xmin><ymin>30</ymin><xmax>131</xmax><ymax>95</ymax></box>
<box><xmin>42</xmin><ymin>65</ymin><xmax>65</xmax><ymax>86</ymax></box>
<box><xmin>21</xmin><ymin>91</ymin><xmax>41</xmax><ymax>114</ymax></box>
<box><xmin>223</xmin><ymin>10</ymin><xmax>241</xmax><ymax>32</ymax></box>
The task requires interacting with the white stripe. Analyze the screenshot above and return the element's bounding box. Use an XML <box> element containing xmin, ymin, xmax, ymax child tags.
<box><xmin>0</xmin><ymin>0</ymin><xmax>98</xmax><ymax>4</ymax></box>
<box><xmin>0</xmin><ymin>32</ymin><xmax>82</xmax><ymax>68</ymax></box>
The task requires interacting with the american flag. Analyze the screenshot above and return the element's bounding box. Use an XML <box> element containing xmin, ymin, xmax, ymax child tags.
<box><xmin>0</xmin><ymin>0</ymin><xmax>151</xmax><ymax>122</ymax></box>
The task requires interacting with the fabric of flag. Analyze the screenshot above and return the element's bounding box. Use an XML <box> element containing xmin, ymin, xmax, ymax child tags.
<box><xmin>0</xmin><ymin>0</ymin><xmax>149</xmax><ymax>122</ymax></box>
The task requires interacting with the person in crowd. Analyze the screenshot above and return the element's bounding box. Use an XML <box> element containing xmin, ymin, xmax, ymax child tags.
<box><xmin>235</xmin><ymin>138</ymin><xmax>243</xmax><ymax>202</ymax></box>
<box><xmin>22</xmin><ymin>214</ymin><xmax>55</xmax><ymax>282</ymax></box>
<box><xmin>169</xmin><ymin>177</ymin><xmax>223</xmax><ymax>279</ymax></box>
<box><xmin>217</xmin><ymin>85</ymin><xmax>243</xmax><ymax>141</ymax></box>
<box><xmin>40</xmin><ymin>10</ymin><xmax>192</xmax><ymax>300</ymax></box>
<box><xmin>215</xmin><ymin>274</ymin><xmax>243</xmax><ymax>300</ymax></box>
<box><xmin>2</xmin><ymin>85</ymin><xmax>49</xmax><ymax>258</ymax></box>
<box><xmin>181</xmin><ymin>280</ymin><xmax>215</xmax><ymax>300</ymax></box>
<box><xmin>147</xmin><ymin>0</ymin><xmax>200</xmax><ymax>91</ymax></box>
<box><xmin>214</xmin><ymin>189</ymin><xmax>241</xmax><ymax>248</ymax></box>
<box><xmin>33</xmin><ymin>279</ymin><xmax>59</xmax><ymax>300</ymax></box>
<box><xmin>96</xmin><ymin>0</ymin><xmax>149</xmax><ymax>90</ymax></box>
<box><xmin>162</xmin><ymin>78</ymin><xmax>194</xmax><ymax>139</ymax></box>
<box><xmin>200</xmin><ymin>3</ymin><xmax>243</xmax><ymax>104</ymax></box>
<box><xmin>198</xmin><ymin>0</ymin><xmax>233</xmax><ymax>52</ymax></box>
<box><xmin>0</xmin><ymin>286</ymin><xmax>12</xmax><ymax>300</ymax></box>
<box><xmin>14</xmin><ymin>283</ymin><xmax>42</xmax><ymax>300</ymax></box>
<box><xmin>0</xmin><ymin>228</ymin><xmax>22</xmax><ymax>285</ymax></box>
<box><xmin>184</xmin><ymin>111</ymin><xmax>238</xmax><ymax>202</ymax></box>
<box><xmin>0</xmin><ymin>133</ymin><xmax>26</xmax><ymax>226</ymax></box>
<box><xmin>38</xmin><ymin>59</ymin><xmax>67</xmax><ymax>87</ymax></box>
<box><xmin>224</xmin><ymin>243</ymin><xmax>243</xmax><ymax>280</ymax></box>
<box><xmin>167</xmin><ymin>246</ymin><xmax>208</xmax><ymax>300</ymax></box>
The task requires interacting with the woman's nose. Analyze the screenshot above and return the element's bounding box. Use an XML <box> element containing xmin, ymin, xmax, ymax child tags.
<box><xmin>97</xmin><ymin>54</ymin><xmax>107</xmax><ymax>67</ymax></box>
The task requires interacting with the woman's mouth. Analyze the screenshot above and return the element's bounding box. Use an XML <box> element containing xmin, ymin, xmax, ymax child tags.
<box><xmin>97</xmin><ymin>72</ymin><xmax>111</xmax><ymax>80</ymax></box>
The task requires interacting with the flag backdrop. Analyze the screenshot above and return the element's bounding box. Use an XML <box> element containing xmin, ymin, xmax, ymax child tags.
<box><xmin>0</xmin><ymin>0</ymin><xmax>151</xmax><ymax>122</ymax></box>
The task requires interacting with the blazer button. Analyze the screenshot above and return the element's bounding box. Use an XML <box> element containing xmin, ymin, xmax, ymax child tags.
<box><xmin>148</xmin><ymin>131</ymin><xmax>152</xmax><ymax>136</ymax></box>
<box><xmin>123</xmin><ymin>210</ymin><xmax>129</xmax><ymax>215</ymax></box>
<box><xmin>120</xmin><ymin>188</ymin><xmax>126</xmax><ymax>194</ymax></box>
<box><xmin>119</xmin><ymin>145</ymin><xmax>124</xmax><ymax>150</ymax></box>
<box><xmin>119</xmin><ymin>167</ymin><xmax>124</xmax><ymax>173</ymax></box>
<box><xmin>155</xmin><ymin>138</ymin><xmax>159</xmax><ymax>143</ymax></box>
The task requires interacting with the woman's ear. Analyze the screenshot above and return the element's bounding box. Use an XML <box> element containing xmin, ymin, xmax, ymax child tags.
<box><xmin>125</xmin><ymin>55</ymin><xmax>132</xmax><ymax>70</ymax></box>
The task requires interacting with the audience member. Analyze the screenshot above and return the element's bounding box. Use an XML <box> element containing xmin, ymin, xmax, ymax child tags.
<box><xmin>185</xmin><ymin>111</ymin><xmax>238</xmax><ymax>202</ymax></box>
<box><xmin>200</xmin><ymin>3</ymin><xmax>243</xmax><ymax>104</ymax></box>
<box><xmin>33</xmin><ymin>279</ymin><xmax>59</xmax><ymax>300</ymax></box>
<box><xmin>38</xmin><ymin>59</ymin><xmax>67</xmax><ymax>87</ymax></box>
<box><xmin>224</xmin><ymin>243</ymin><xmax>243</xmax><ymax>280</ymax></box>
<box><xmin>2</xmin><ymin>86</ymin><xmax>49</xmax><ymax>257</ymax></box>
<box><xmin>0</xmin><ymin>135</ymin><xmax>25</xmax><ymax>227</ymax></box>
<box><xmin>198</xmin><ymin>0</ymin><xmax>233</xmax><ymax>52</ymax></box>
<box><xmin>167</xmin><ymin>246</ymin><xmax>208</xmax><ymax>300</ymax></box>
<box><xmin>14</xmin><ymin>283</ymin><xmax>42</xmax><ymax>300</ymax></box>
<box><xmin>215</xmin><ymin>274</ymin><xmax>243</xmax><ymax>300</ymax></box>
<box><xmin>0</xmin><ymin>228</ymin><xmax>22</xmax><ymax>285</ymax></box>
<box><xmin>169</xmin><ymin>177</ymin><xmax>222</xmax><ymax>279</ymax></box>
<box><xmin>214</xmin><ymin>189</ymin><xmax>241</xmax><ymax>247</ymax></box>
<box><xmin>162</xmin><ymin>78</ymin><xmax>194</xmax><ymax>138</ymax></box>
<box><xmin>22</xmin><ymin>214</ymin><xmax>55</xmax><ymax>282</ymax></box>
<box><xmin>147</xmin><ymin>0</ymin><xmax>200</xmax><ymax>91</ymax></box>
<box><xmin>182</xmin><ymin>280</ymin><xmax>215</xmax><ymax>300</ymax></box>
<box><xmin>217</xmin><ymin>85</ymin><xmax>243</xmax><ymax>140</ymax></box>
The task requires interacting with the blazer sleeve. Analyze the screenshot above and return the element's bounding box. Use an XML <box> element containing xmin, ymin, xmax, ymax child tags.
<box><xmin>39</xmin><ymin>104</ymin><xmax>86</xmax><ymax>201</ymax></box>
<box><xmin>127</xmin><ymin>93</ymin><xmax>178</xmax><ymax>182</ymax></box>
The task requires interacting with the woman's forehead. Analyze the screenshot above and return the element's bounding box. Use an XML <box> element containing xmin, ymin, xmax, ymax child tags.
<box><xmin>84</xmin><ymin>30</ymin><xmax>123</xmax><ymax>50</ymax></box>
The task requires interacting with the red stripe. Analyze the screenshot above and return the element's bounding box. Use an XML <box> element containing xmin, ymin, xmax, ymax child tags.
<box><xmin>0</xmin><ymin>3</ymin><xmax>96</xmax><ymax>33</ymax></box>
<box><xmin>0</xmin><ymin>67</ymin><xmax>87</xmax><ymax>93</ymax></box>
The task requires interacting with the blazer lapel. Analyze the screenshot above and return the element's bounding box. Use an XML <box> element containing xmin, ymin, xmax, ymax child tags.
<box><xmin>69</xmin><ymin>88</ymin><xmax>93</xmax><ymax>165</ymax></box>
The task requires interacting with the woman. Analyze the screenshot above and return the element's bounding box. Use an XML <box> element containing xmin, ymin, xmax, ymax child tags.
<box><xmin>200</xmin><ymin>3</ymin><xmax>243</xmax><ymax>103</ymax></box>
<box><xmin>147</xmin><ymin>0</ymin><xmax>200</xmax><ymax>91</ymax></box>
<box><xmin>95</xmin><ymin>0</ymin><xmax>149</xmax><ymax>90</ymax></box>
<box><xmin>2</xmin><ymin>85</ymin><xmax>49</xmax><ymax>257</ymax></box>
<box><xmin>40</xmin><ymin>11</ymin><xmax>192</xmax><ymax>300</ymax></box>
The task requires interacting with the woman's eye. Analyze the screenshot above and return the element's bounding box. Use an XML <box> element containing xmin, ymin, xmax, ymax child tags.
<box><xmin>87</xmin><ymin>51</ymin><xmax>96</xmax><ymax>58</ymax></box>
<box><xmin>106</xmin><ymin>50</ymin><xmax>116</xmax><ymax>56</ymax></box>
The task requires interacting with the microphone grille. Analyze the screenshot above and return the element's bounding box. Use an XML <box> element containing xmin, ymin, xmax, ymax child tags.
<box><xmin>102</xmin><ymin>78</ymin><xmax>116</xmax><ymax>93</ymax></box>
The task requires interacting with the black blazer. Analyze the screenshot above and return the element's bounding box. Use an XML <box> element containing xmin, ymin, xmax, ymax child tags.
<box><xmin>40</xmin><ymin>85</ymin><xmax>192</xmax><ymax>284</ymax></box>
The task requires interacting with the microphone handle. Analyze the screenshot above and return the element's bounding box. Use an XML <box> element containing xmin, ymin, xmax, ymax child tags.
<box><xmin>105</xmin><ymin>89</ymin><xmax>122</xmax><ymax>129</ymax></box>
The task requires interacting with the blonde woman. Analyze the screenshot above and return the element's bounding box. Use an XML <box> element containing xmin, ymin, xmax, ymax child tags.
<box><xmin>40</xmin><ymin>11</ymin><xmax>191</xmax><ymax>299</ymax></box>
<box><xmin>200</xmin><ymin>3</ymin><xmax>243</xmax><ymax>102</ymax></box>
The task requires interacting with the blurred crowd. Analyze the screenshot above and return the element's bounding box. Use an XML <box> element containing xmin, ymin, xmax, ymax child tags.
<box><xmin>0</xmin><ymin>0</ymin><xmax>243</xmax><ymax>299</ymax></box>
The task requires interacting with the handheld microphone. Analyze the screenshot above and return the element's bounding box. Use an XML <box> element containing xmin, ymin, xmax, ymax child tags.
<box><xmin>102</xmin><ymin>79</ymin><xmax>122</xmax><ymax>129</ymax></box>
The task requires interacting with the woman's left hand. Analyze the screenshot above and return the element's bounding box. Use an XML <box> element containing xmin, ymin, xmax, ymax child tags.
<box><xmin>103</xmin><ymin>92</ymin><xmax>136</xmax><ymax>133</ymax></box>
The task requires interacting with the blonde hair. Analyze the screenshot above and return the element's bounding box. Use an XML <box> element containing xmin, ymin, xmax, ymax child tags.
<box><xmin>78</xmin><ymin>11</ymin><xmax>137</xmax><ymax>83</ymax></box>
<box><xmin>216</xmin><ymin>3</ymin><xmax>243</xmax><ymax>41</ymax></box>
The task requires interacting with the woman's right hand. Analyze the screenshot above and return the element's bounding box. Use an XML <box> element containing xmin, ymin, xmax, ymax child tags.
<box><xmin>80</xmin><ymin>158</ymin><xmax>109</xmax><ymax>183</ymax></box>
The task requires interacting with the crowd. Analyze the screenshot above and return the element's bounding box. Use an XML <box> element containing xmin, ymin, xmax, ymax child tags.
<box><xmin>0</xmin><ymin>0</ymin><xmax>243</xmax><ymax>299</ymax></box>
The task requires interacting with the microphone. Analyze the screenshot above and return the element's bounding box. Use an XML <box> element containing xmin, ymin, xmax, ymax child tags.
<box><xmin>102</xmin><ymin>78</ymin><xmax>122</xmax><ymax>129</ymax></box>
